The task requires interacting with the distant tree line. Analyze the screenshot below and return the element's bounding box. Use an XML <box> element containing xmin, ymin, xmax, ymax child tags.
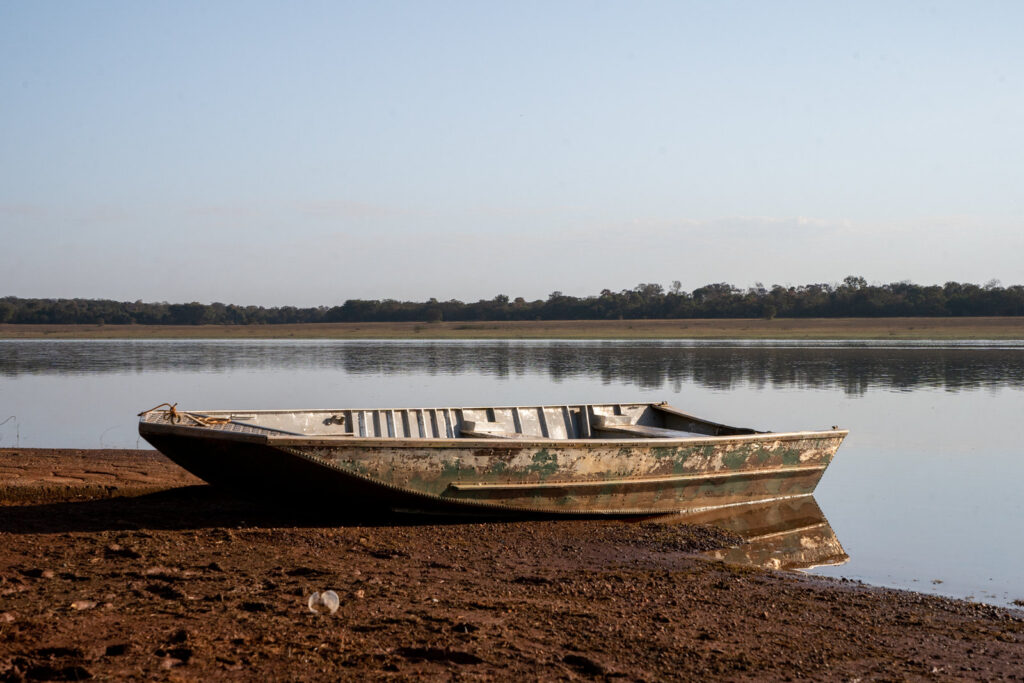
<box><xmin>2</xmin><ymin>277</ymin><xmax>1023</xmax><ymax>325</ymax></box>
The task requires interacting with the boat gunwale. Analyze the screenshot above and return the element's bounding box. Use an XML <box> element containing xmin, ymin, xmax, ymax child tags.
<box><xmin>262</xmin><ymin>428</ymin><xmax>848</xmax><ymax>448</ymax></box>
<box><xmin>138</xmin><ymin>419</ymin><xmax>848</xmax><ymax>448</ymax></box>
<box><xmin>147</xmin><ymin>402</ymin><xmax>672</xmax><ymax>416</ymax></box>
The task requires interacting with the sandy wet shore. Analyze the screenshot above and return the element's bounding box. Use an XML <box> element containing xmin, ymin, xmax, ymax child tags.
<box><xmin>1</xmin><ymin>449</ymin><xmax>1022</xmax><ymax>680</ymax></box>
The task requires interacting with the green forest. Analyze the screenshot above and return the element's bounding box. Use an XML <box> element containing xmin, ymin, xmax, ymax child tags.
<box><xmin>2</xmin><ymin>277</ymin><xmax>1023</xmax><ymax>325</ymax></box>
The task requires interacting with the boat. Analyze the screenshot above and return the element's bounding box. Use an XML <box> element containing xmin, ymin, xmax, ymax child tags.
<box><xmin>138</xmin><ymin>401</ymin><xmax>847</xmax><ymax>516</ymax></box>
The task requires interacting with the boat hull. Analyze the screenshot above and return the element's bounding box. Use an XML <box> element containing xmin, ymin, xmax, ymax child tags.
<box><xmin>140</xmin><ymin>423</ymin><xmax>846</xmax><ymax>516</ymax></box>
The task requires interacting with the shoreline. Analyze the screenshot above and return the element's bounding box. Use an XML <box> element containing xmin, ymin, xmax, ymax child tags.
<box><xmin>3</xmin><ymin>316</ymin><xmax>1024</xmax><ymax>340</ymax></box>
<box><xmin>1</xmin><ymin>448</ymin><xmax>1022</xmax><ymax>679</ymax></box>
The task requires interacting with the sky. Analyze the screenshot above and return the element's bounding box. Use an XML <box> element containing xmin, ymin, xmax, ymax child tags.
<box><xmin>2</xmin><ymin>1</ymin><xmax>1022</xmax><ymax>306</ymax></box>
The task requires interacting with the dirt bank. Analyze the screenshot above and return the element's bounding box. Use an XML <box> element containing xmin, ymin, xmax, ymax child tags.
<box><xmin>1</xmin><ymin>449</ymin><xmax>1022</xmax><ymax>680</ymax></box>
<box><xmin>4</xmin><ymin>316</ymin><xmax>1024</xmax><ymax>340</ymax></box>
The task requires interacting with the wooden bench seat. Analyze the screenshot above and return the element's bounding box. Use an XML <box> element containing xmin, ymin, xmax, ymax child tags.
<box><xmin>591</xmin><ymin>415</ymin><xmax>704</xmax><ymax>439</ymax></box>
<box><xmin>460</xmin><ymin>421</ymin><xmax>532</xmax><ymax>439</ymax></box>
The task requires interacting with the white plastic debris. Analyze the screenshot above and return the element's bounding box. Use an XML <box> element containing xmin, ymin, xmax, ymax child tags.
<box><xmin>307</xmin><ymin>590</ymin><xmax>340</xmax><ymax>614</ymax></box>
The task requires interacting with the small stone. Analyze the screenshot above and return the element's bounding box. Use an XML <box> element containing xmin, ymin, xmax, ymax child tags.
<box><xmin>0</xmin><ymin>612</ymin><xmax>15</xmax><ymax>623</ymax></box>
<box><xmin>41</xmin><ymin>569</ymin><xmax>55</xmax><ymax>579</ymax></box>
<box><xmin>104</xmin><ymin>544</ymin><xmax>142</xmax><ymax>559</ymax></box>
<box><xmin>71</xmin><ymin>600</ymin><xmax>97</xmax><ymax>611</ymax></box>
<box><xmin>308</xmin><ymin>590</ymin><xmax>340</xmax><ymax>614</ymax></box>
<box><xmin>354</xmin><ymin>590</ymin><xmax>365</xmax><ymax>599</ymax></box>
<box><xmin>145</xmin><ymin>566</ymin><xmax>175</xmax><ymax>577</ymax></box>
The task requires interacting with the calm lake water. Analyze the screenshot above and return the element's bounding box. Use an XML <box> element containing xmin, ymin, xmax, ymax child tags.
<box><xmin>2</xmin><ymin>339</ymin><xmax>1023</xmax><ymax>607</ymax></box>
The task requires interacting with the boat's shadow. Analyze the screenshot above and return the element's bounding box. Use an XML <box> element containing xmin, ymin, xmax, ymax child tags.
<box><xmin>1</xmin><ymin>487</ymin><xmax>851</xmax><ymax>572</ymax></box>
<box><xmin>2</xmin><ymin>483</ymin><xmax>630</xmax><ymax>536</ymax></box>
<box><xmin>0</xmin><ymin>485</ymin><xmax>523</xmax><ymax>534</ymax></box>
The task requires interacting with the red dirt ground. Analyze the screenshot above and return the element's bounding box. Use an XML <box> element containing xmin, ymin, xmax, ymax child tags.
<box><xmin>1</xmin><ymin>449</ymin><xmax>1022</xmax><ymax>681</ymax></box>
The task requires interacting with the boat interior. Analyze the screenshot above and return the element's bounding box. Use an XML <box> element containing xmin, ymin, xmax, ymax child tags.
<box><xmin>157</xmin><ymin>403</ymin><xmax>763</xmax><ymax>440</ymax></box>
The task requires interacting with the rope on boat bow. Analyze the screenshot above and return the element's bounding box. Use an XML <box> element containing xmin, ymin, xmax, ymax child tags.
<box><xmin>137</xmin><ymin>402</ymin><xmax>230</xmax><ymax>426</ymax></box>
<box><xmin>138</xmin><ymin>402</ymin><xmax>178</xmax><ymax>420</ymax></box>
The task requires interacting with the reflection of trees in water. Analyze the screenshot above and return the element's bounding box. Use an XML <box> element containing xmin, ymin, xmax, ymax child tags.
<box><xmin>2</xmin><ymin>342</ymin><xmax>1023</xmax><ymax>395</ymax></box>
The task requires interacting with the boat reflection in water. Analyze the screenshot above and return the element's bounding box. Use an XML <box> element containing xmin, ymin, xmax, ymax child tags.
<box><xmin>652</xmin><ymin>496</ymin><xmax>848</xmax><ymax>571</ymax></box>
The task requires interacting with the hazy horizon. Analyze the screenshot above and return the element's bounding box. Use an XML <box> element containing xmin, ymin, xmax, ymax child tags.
<box><xmin>3</xmin><ymin>2</ymin><xmax>1022</xmax><ymax>306</ymax></box>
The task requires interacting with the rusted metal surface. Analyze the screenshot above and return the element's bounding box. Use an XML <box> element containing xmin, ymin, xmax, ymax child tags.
<box><xmin>139</xmin><ymin>402</ymin><xmax>847</xmax><ymax>515</ymax></box>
